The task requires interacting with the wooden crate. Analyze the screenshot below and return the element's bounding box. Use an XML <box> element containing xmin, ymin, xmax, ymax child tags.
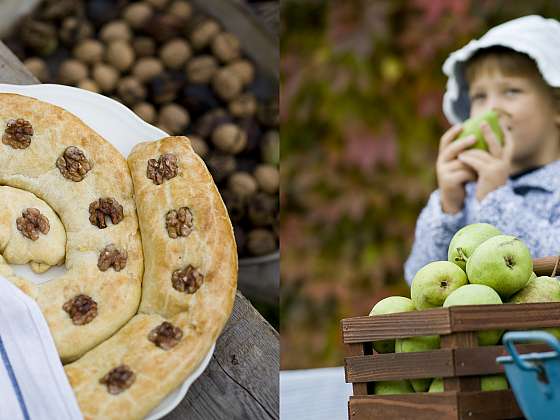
<box><xmin>342</xmin><ymin>256</ymin><xmax>560</xmax><ymax>420</ymax></box>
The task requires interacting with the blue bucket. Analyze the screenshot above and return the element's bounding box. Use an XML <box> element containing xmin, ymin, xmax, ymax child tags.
<box><xmin>497</xmin><ymin>331</ymin><xmax>560</xmax><ymax>420</ymax></box>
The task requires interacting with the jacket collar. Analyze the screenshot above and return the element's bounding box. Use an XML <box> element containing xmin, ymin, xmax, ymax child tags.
<box><xmin>510</xmin><ymin>159</ymin><xmax>560</xmax><ymax>192</ymax></box>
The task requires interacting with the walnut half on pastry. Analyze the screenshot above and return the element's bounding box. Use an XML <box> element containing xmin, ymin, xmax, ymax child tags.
<box><xmin>0</xmin><ymin>186</ymin><xmax>65</xmax><ymax>273</ymax></box>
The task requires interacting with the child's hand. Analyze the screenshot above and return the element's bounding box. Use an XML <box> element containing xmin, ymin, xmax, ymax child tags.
<box><xmin>458</xmin><ymin>121</ymin><xmax>513</xmax><ymax>202</ymax></box>
<box><xmin>436</xmin><ymin>124</ymin><xmax>478</xmax><ymax>214</ymax></box>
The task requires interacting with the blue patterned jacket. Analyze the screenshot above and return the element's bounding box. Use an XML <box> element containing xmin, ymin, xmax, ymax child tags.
<box><xmin>404</xmin><ymin>159</ymin><xmax>560</xmax><ymax>285</ymax></box>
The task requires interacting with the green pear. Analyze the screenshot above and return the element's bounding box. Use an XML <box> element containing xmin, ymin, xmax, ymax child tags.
<box><xmin>508</xmin><ymin>276</ymin><xmax>560</xmax><ymax>303</ymax></box>
<box><xmin>481</xmin><ymin>375</ymin><xmax>509</xmax><ymax>391</ymax></box>
<box><xmin>466</xmin><ymin>235</ymin><xmax>533</xmax><ymax>298</ymax></box>
<box><xmin>456</xmin><ymin>109</ymin><xmax>504</xmax><ymax>151</ymax></box>
<box><xmin>395</xmin><ymin>335</ymin><xmax>440</xmax><ymax>392</ymax></box>
<box><xmin>443</xmin><ymin>284</ymin><xmax>503</xmax><ymax>345</ymax></box>
<box><xmin>508</xmin><ymin>276</ymin><xmax>560</xmax><ymax>339</ymax></box>
<box><xmin>369</xmin><ymin>296</ymin><xmax>416</xmax><ymax>353</ymax></box>
<box><xmin>448</xmin><ymin>223</ymin><xmax>502</xmax><ymax>271</ymax></box>
<box><xmin>374</xmin><ymin>380</ymin><xmax>414</xmax><ymax>395</ymax></box>
<box><xmin>428</xmin><ymin>378</ymin><xmax>443</xmax><ymax>392</ymax></box>
<box><xmin>411</xmin><ymin>261</ymin><xmax>468</xmax><ymax>310</ymax></box>
<box><xmin>428</xmin><ymin>375</ymin><xmax>508</xmax><ymax>392</ymax></box>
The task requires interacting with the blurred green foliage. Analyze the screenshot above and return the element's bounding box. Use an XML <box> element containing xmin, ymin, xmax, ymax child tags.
<box><xmin>280</xmin><ymin>0</ymin><xmax>560</xmax><ymax>369</ymax></box>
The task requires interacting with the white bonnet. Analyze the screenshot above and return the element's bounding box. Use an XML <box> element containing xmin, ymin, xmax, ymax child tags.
<box><xmin>442</xmin><ymin>15</ymin><xmax>560</xmax><ymax>124</ymax></box>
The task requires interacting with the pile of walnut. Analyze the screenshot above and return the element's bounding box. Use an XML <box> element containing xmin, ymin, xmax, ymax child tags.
<box><xmin>4</xmin><ymin>0</ymin><xmax>279</xmax><ymax>258</ymax></box>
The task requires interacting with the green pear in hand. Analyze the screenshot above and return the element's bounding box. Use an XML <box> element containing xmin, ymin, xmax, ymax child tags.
<box><xmin>456</xmin><ymin>109</ymin><xmax>504</xmax><ymax>151</ymax></box>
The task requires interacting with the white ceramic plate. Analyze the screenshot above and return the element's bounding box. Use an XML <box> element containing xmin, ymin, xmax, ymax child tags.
<box><xmin>0</xmin><ymin>83</ymin><xmax>215</xmax><ymax>420</ymax></box>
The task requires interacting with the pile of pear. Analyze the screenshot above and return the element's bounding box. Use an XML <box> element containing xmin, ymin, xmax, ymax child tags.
<box><xmin>368</xmin><ymin>223</ymin><xmax>560</xmax><ymax>395</ymax></box>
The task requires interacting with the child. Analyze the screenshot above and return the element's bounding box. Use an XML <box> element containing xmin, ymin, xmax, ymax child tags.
<box><xmin>404</xmin><ymin>15</ymin><xmax>560</xmax><ymax>285</ymax></box>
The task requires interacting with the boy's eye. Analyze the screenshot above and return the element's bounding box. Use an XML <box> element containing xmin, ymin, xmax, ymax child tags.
<box><xmin>505</xmin><ymin>88</ymin><xmax>521</xmax><ymax>95</ymax></box>
<box><xmin>470</xmin><ymin>93</ymin><xmax>485</xmax><ymax>102</ymax></box>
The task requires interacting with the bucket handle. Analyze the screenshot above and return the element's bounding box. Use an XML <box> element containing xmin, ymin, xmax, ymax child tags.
<box><xmin>503</xmin><ymin>331</ymin><xmax>560</xmax><ymax>371</ymax></box>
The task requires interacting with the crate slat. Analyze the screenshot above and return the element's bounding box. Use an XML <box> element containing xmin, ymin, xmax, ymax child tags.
<box><xmin>342</xmin><ymin>309</ymin><xmax>452</xmax><ymax>343</ymax></box>
<box><xmin>457</xmin><ymin>390</ymin><xmax>523</xmax><ymax>420</ymax></box>
<box><xmin>441</xmin><ymin>332</ymin><xmax>481</xmax><ymax>392</ymax></box>
<box><xmin>344</xmin><ymin>343</ymin><xmax>368</xmax><ymax>395</ymax></box>
<box><xmin>345</xmin><ymin>349</ymin><xmax>454</xmax><ymax>382</ymax></box>
<box><xmin>348</xmin><ymin>391</ymin><xmax>523</xmax><ymax>420</ymax></box>
<box><xmin>348</xmin><ymin>393</ymin><xmax>459</xmax><ymax>420</ymax></box>
<box><xmin>533</xmin><ymin>256</ymin><xmax>560</xmax><ymax>276</ymax></box>
<box><xmin>450</xmin><ymin>303</ymin><xmax>560</xmax><ymax>331</ymax></box>
<box><xmin>454</xmin><ymin>343</ymin><xmax>551</xmax><ymax>376</ymax></box>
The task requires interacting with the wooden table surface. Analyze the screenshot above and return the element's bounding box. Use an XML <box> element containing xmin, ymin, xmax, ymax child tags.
<box><xmin>0</xmin><ymin>40</ymin><xmax>279</xmax><ymax>420</ymax></box>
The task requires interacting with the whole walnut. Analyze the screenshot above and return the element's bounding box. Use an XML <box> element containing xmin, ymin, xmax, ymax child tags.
<box><xmin>58</xmin><ymin>59</ymin><xmax>88</xmax><ymax>85</ymax></box>
<box><xmin>148</xmin><ymin>72</ymin><xmax>184</xmax><ymax>104</ymax></box>
<box><xmin>194</xmin><ymin>108</ymin><xmax>231</xmax><ymax>138</ymax></box>
<box><xmin>169</xmin><ymin>0</ymin><xmax>192</xmax><ymax>19</ymax></box>
<box><xmin>248</xmin><ymin>192</ymin><xmax>278</xmax><ymax>226</ymax></box>
<box><xmin>21</xmin><ymin>19</ymin><xmax>58</xmax><ymax>56</ymax></box>
<box><xmin>144</xmin><ymin>13</ymin><xmax>185</xmax><ymax>43</ymax></box>
<box><xmin>158</xmin><ymin>104</ymin><xmax>190</xmax><ymax>134</ymax></box>
<box><xmin>73</xmin><ymin>39</ymin><xmax>105</xmax><ymax>64</ymax></box>
<box><xmin>100</xmin><ymin>20</ymin><xmax>132</xmax><ymax>43</ymax></box>
<box><xmin>106</xmin><ymin>41</ymin><xmax>135</xmax><ymax>72</ymax></box>
<box><xmin>211</xmin><ymin>32</ymin><xmax>241</xmax><ymax>63</ymax></box>
<box><xmin>207</xmin><ymin>153</ymin><xmax>236</xmax><ymax>183</ymax></box>
<box><xmin>24</xmin><ymin>58</ymin><xmax>49</xmax><ymax>82</ymax></box>
<box><xmin>228</xmin><ymin>172</ymin><xmax>258</xmax><ymax>199</ymax></box>
<box><xmin>226</xmin><ymin>59</ymin><xmax>255</xmax><ymax>86</ymax></box>
<box><xmin>146</xmin><ymin>0</ymin><xmax>169</xmax><ymax>10</ymax></box>
<box><xmin>60</xmin><ymin>17</ymin><xmax>94</xmax><ymax>46</ymax></box>
<box><xmin>212</xmin><ymin>68</ymin><xmax>243</xmax><ymax>102</ymax></box>
<box><xmin>188</xmin><ymin>19</ymin><xmax>220</xmax><ymax>50</ymax></box>
<box><xmin>123</xmin><ymin>2</ymin><xmax>154</xmax><ymax>29</ymax></box>
<box><xmin>78</xmin><ymin>79</ymin><xmax>100</xmax><ymax>93</ymax></box>
<box><xmin>117</xmin><ymin>77</ymin><xmax>147</xmax><ymax>106</ymax></box>
<box><xmin>133</xmin><ymin>37</ymin><xmax>156</xmax><ymax>57</ymax></box>
<box><xmin>247</xmin><ymin>229</ymin><xmax>277</xmax><ymax>256</ymax></box>
<box><xmin>254</xmin><ymin>165</ymin><xmax>279</xmax><ymax>194</ymax></box>
<box><xmin>188</xmin><ymin>135</ymin><xmax>208</xmax><ymax>158</ymax></box>
<box><xmin>159</xmin><ymin>38</ymin><xmax>191</xmax><ymax>70</ymax></box>
<box><xmin>133</xmin><ymin>57</ymin><xmax>164</xmax><ymax>83</ymax></box>
<box><xmin>181</xmin><ymin>84</ymin><xmax>221</xmax><ymax>118</ymax></box>
<box><xmin>133</xmin><ymin>102</ymin><xmax>157</xmax><ymax>124</ymax></box>
<box><xmin>93</xmin><ymin>63</ymin><xmax>119</xmax><ymax>93</ymax></box>
<box><xmin>229</xmin><ymin>93</ymin><xmax>257</xmax><ymax>118</ymax></box>
<box><xmin>186</xmin><ymin>55</ymin><xmax>218</xmax><ymax>84</ymax></box>
<box><xmin>211</xmin><ymin>123</ymin><xmax>247</xmax><ymax>154</ymax></box>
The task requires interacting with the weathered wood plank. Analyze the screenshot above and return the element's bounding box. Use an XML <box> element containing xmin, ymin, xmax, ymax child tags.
<box><xmin>454</xmin><ymin>343</ymin><xmax>551</xmax><ymax>376</ymax></box>
<box><xmin>345</xmin><ymin>349</ymin><xmax>454</xmax><ymax>382</ymax></box>
<box><xmin>348</xmin><ymin>394</ymin><xmax>459</xmax><ymax>420</ymax></box>
<box><xmin>0</xmin><ymin>42</ymin><xmax>37</xmax><ymax>84</ymax></box>
<box><xmin>450</xmin><ymin>303</ymin><xmax>560</xmax><ymax>331</ymax></box>
<box><xmin>441</xmin><ymin>332</ymin><xmax>480</xmax><ymax>392</ymax></box>
<box><xmin>457</xmin><ymin>390</ymin><xmax>523</xmax><ymax>420</ymax></box>
<box><xmin>0</xmin><ymin>40</ymin><xmax>279</xmax><ymax>420</ymax></box>
<box><xmin>533</xmin><ymin>256</ymin><xmax>560</xmax><ymax>276</ymax></box>
<box><xmin>344</xmin><ymin>344</ymin><xmax>368</xmax><ymax>395</ymax></box>
<box><xmin>166</xmin><ymin>292</ymin><xmax>279</xmax><ymax>419</ymax></box>
<box><xmin>342</xmin><ymin>310</ymin><xmax>452</xmax><ymax>343</ymax></box>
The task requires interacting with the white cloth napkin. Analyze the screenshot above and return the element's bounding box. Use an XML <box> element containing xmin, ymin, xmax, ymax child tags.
<box><xmin>442</xmin><ymin>15</ymin><xmax>560</xmax><ymax>124</ymax></box>
<box><xmin>0</xmin><ymin>275</ymin><xmax>83</xmax><ymax>420</ymax></box>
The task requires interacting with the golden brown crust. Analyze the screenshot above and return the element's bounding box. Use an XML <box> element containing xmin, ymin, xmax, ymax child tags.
<box><xmin>0</xmin><ymin>93</ymin><xmax>144</xmax><ymax>362</ymax></box>
<box><xmin>0</xmin><ymin>94</ymin><xmax>236</xmax><ymax>419</ymax></box>
<box><xmin>65</xmin><ymin>137</ymin><xmax>237</xmax><ymax>419</ymax></box>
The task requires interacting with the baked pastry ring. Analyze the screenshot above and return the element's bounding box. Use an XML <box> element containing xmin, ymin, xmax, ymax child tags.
<box><xmin>0</xmin><ymin>94</ymin><xmax>237</xmax><ymax>419</ymax></box>
<box><xmin>0</xmin><ymin>93</ymin><xmax>144</xmax><ymax>363</ymax></box>
<box><xmin>65</xmin><ymin>137</ymin><xmax>237</xmax><ymax>419</ymax></box>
